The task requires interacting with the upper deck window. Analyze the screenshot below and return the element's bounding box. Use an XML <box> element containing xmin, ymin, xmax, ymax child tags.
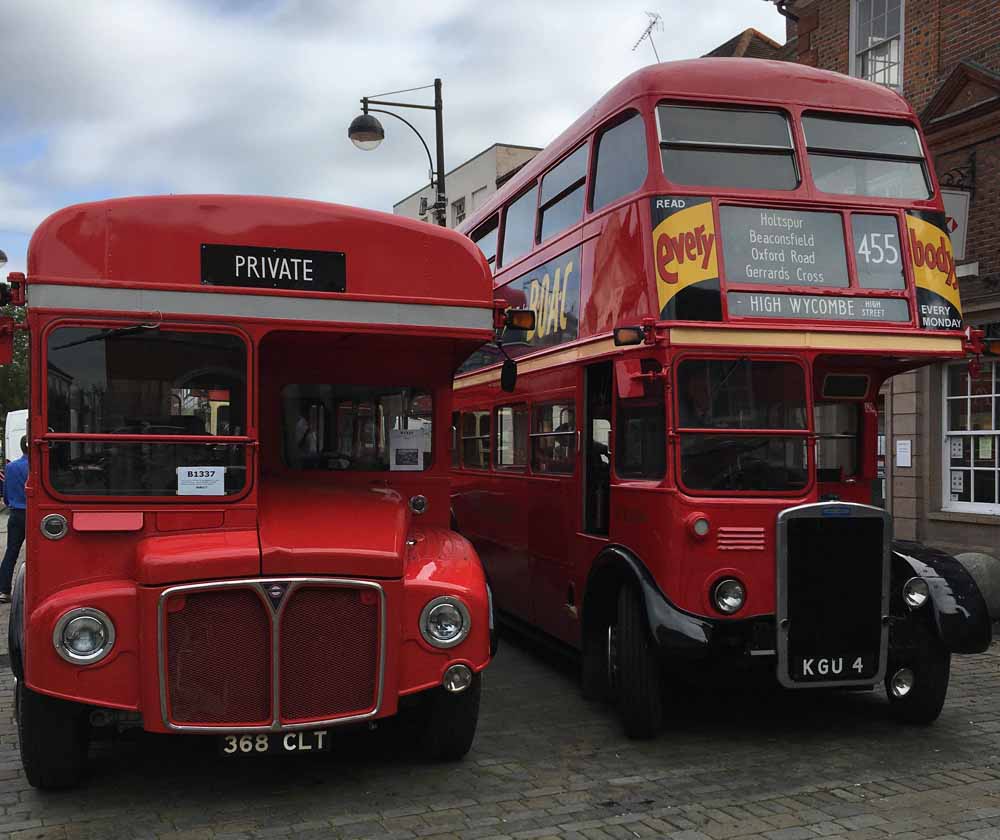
<box><xmin>657</xmin><ymin>105</ymin><xmax>798</xmax><ymax>191</ymax></box>
<box><xmin>803</xmin><ymin>115</ymin><xmax>930</xmax><ymax>199</ymax></box>
<box><xmin>281</xmin><ymin>384</ymin><xmax>432</xmax><ymax>472</ymax></box>
<box><xmin>500</xmin><ymin>184</ymin><xmax>538</xmax><ymax>267</ymax></box>
<box><xmin>471</xmin><ymin>215</ymin><xmax>499</xmax><ymax>271</ymax></box>
<box><xmin>591</xmin><ymin>111</ymin><xmax>648</xmax><ymax>212</ymax></box>
<box><xmin>538</xmin><ymin>145</ymin><xmax>587</xmax><ymax>243</ymax></box>
<box><xmin>46</xmin><ymin>326</ymin><xmax>247</xmax><ymax>496</ymax></box>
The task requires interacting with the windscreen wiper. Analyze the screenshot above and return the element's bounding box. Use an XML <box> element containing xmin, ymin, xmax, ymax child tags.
<box><xmin>51</xmin><ymin>323</ymin><xmax>160</xmax><ymax>351</ymax></box>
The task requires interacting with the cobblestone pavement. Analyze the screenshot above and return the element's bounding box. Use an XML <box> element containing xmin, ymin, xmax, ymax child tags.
<box><xmin>2</xmin><ymin>512</ymin><xmax>1000</xmax><ymax>839</ymax></box>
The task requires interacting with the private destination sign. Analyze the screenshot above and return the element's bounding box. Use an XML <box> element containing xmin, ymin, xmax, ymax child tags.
<box><xmin>720</xmin><ymin>206</ymin><xmax>848</xmax><ymax>288</ymax></box>
<box><xmin>201</xmin><ymin>244</ymin><xmax>346</xmax><ymax>292</ymax></box>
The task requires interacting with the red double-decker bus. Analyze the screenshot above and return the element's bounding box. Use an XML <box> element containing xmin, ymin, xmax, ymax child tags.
<box><xmin>451</xmin><ymin>58</ymin><xmax>991</xmax><ymax>737</ymax></box>
<box><xmin>3</xmin><ymin>195</ymin><xmax>502</xmax><ymax>788</ymax></box>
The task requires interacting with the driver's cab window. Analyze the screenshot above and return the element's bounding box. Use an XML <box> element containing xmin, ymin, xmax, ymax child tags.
<box><xmin>676</xmin><ymin>358</ymin><xmax>808</xmax><ymax>493</ymax></box>
<box><xmin>282</xmin><ymin>384</ymin><xmax>432</xmax><ymax>471</ymax></box>
<box><xmin>815</xmin><ymin>402</ymin><xmax>860</xmax><ymax>481</ymax></box>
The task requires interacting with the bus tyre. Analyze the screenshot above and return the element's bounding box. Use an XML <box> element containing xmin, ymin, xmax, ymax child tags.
<box><xmin>17</xmin><ymin>679</ymin><xmax>90</xmax><ymax>790</ymax></box>
<box><xmin>885</xmin><ymin>646</ymin><xmax>951</xmax><ymax>725</ymax></box>
<box><xmin>615</xmin><ymin>585</ymin><xmax>663</xmax><ymax>739</ymax></box>
<box><xmin>419</xmin><ymin>673</ymin><xmax>482</xmax><ymax>761</ymax></box>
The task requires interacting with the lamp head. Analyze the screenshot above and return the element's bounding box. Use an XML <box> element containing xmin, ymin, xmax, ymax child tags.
<box><xmin>349</xmin><ymin>113</ymin><xmax>385</xmax><ymax>151</ymax></box>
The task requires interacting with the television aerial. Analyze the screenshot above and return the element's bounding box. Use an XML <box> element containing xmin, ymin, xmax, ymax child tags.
<box><xmin>632</xmin><ymin>11</ymin><xmax>663</xmax><ymax>63</ymax></box>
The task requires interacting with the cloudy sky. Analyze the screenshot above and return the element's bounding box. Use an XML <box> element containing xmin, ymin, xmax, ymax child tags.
<box><xmin>0</xmin><ymin>0</ymin><xmax>785</xmax><ymax>276</ymax></box>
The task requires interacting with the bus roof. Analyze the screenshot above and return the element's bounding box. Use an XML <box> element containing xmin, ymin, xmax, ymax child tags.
<box><xmin>469</xmin><ymin>58</ymin><xmax>914</xmax><ymax>228</ymax></box>
<box><xmin>26</xmin><ymin>195</ymin><xmax>493</xmax><ymax>319</ymax></box>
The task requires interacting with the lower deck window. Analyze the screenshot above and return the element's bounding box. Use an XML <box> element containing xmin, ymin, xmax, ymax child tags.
<box><xmin>531</xmin><ymin>403</ymin><xmax>575</xmax><ymax>474</ymax></box>
<box><xmin>282</xmin><ymin>385</ymin><xmax>432</xmax><ymax>471</ymax></box>
<box><xmin>815</xmin><ymin>402</ymin><xmax>860</xmax><ymax>481</ymax></box>
<box><xmin>50</xmin><ymin>442</ymin><xmax>247</xmax><ymax>496</ymax></box>
<box><xmin>461</xmin><ymin>411</ymin><xmax>491</xmax><ymax>470</ymax></box>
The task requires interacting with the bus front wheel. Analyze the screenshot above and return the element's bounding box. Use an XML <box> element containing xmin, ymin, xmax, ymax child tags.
<box><xmin>418</xmin><ymin>673</ymin><xmax>482</xmax><ymax>761</ymax></box>
<box><xmin>17</xmin><ymin>679</ymin><xmax>90</xmax><ymax>789</ymax></box>
<box><xmin>612</xmin><ymin>585</ymin><xmax>663</xmax><ymax>739</ymax></box>
<box><xmin>885</xmin><ymin>645</ymin><xmax>951</xmax><ymax>725</ymax></box>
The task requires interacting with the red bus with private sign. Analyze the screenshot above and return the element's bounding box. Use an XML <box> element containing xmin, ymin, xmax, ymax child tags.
<box><xmin>2</xmin><ymin>195</ymin><xmax>507</xmax><ymax>788</ymax></box>
<box><xmin>451</xmin><ymin>58</ymin><xmax>990</xmax><ymax>738</ymax></box>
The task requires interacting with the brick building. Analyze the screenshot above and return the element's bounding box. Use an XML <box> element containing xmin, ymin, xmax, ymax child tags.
<box><xmin>772</xmin><ymin>0</ymin><xmax>1000</xmax><ymax>554</ymax></box>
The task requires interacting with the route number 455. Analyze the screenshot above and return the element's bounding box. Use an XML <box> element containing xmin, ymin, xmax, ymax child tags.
<box><xmin>857</xmin><ymin>233</ymin><xmax>899</xmax><ymax>265</ymax></box>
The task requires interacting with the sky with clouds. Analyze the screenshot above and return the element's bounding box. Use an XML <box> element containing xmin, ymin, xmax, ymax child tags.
<box><xmin>0</xmin><ymin>0</ymin><xmax>786</xmax><ymax>276</ymax></box>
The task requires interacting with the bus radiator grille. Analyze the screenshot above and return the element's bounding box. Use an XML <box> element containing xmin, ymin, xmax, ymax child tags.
<box><xmin>279</xmin><ymin>586</ymin><xmax>380</xmax><ymax>722</ymax></box>
<box><xmin>165</xmin><ymin>588</ymin><xmax>272</xmax><ymax>725</ymax></box>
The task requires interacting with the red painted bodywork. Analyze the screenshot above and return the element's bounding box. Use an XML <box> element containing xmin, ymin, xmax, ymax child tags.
<box><xmin>17</xmin><ymin>195</ymin><xmax>496</xmax><ymax>732</ymax></box>
<box><xmin>451</xmin><ymin>59</ymin><xmax>969</xmax><ymax>647</ymax></box>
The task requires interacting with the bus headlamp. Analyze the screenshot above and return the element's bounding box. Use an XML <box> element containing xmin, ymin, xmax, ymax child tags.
<box><xmin>53</xmin><ymin>608</ymin><xmax>115</xmax><ymax>664</ymax></box>
<box><xmin>712</xmin><ymin>578</ymin><xmax>746</xmax><ymax>615</ymax></box>
<box><xmin>902</xmin><ymin>576</ymin><xmax>929</xmax><ymax>609</ymax></box>
<box><xmin>420</xmin><ymin>596</ymin><xmax>471</xmax><ymax>648</ymax></box>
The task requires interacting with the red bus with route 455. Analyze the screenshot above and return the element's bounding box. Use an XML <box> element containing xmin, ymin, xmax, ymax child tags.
<box><xmin>451</xmin><ymin>58</ymin><xmax>991</xmax><ymax>737</ymax></box>
<box><xmin>3</xmin><ymin>195</ymin><xmax>506</xmax><ymax>788</ymax></box>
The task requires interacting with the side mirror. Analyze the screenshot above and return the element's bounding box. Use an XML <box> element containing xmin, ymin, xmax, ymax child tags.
<box><xmin>0</xmin><ymin>317</ymin><xmax>13</xmax><ymax>365</ymax></box>
<box><xmin>501</xmin><ymin>358</ymin><xmax>518</xmax><ymax>393</ymax></box>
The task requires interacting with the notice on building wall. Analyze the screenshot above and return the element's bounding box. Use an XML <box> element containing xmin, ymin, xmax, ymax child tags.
<box><xmin>895</xmin><ymin>439</ymin><xmax>912</xmax><ymax>468</ymax></box>
<box><xmin>951</xmin><ymin>470</ymin><xmax>964</xmax><ymax>494</ymax></box>
<box><xmin>176</xmin><ymin>466</ymin><xmax>226</xmax><ymax>495</ymax></box>
<box><xmin>950</xmin><ymin>438</ymin><xmax>964</xmax><ymax>459</ymax></box>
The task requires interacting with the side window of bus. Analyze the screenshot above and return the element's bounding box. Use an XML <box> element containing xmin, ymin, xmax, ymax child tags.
<box><xmin>471</xmin><ymin>216</ymin><xmax>499</xmax><ymax>272</ymax></box>
<box><xmin>451</xmin><ymin>411</ymin><xmax>460</xmax><ymax>468</ymax></box>
<box><xmin>616</xmin><ymin>359</ymin><xmax>665</xmax><ymax>480</ymax></box>
<box><xmin>495</xmin><ymin>404</ymin><xmax>528</xmax><ymax>469</ymax></box>
<box><xmin>657</xmin><ymin>104</ymin><xmax>798</xmax><ymax>191</ymax></box>
<box><xmin>802</xmin><ymin>114</ymin><xmax>931</xmax><ymax>199</ymax></box>
<box><xmin>499</xmin><ymin>185</ymin><xmax>537</xmax><ymax>267</ymax></box>
<box><xmin>538</xmin><ymin>144</ymin><xmax>588</xmax><ymax>243</ymax></box>
<box><xmin>461</xmin><ymin>410</ymin><xmax>491</xmax><ymax>470</ymax></box>
<box><xmin>591</xmin><ymin>111</ymin><xmax>648</xmax><ymax>212</ymax></box>
<box><xmin>815</xmin><ymin>402</ymin><xmax>860</xmax><ymax>482</ymax></box>
<box><xmin>531</xmin><ymin>402</ymin><xmax>575</xmax><ymax>474</ymax></box>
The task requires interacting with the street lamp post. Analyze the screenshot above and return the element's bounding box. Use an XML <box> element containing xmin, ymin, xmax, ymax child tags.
<box><xmin>348</xmin><ymin>79</ymin><xmax>447</xmax><ymax>227</ymax></box>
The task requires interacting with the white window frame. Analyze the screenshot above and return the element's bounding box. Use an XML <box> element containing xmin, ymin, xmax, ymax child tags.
<box><xmin>848</xmin><ymin>0</ymin><xmax>905</xmax><ymax>91</ymax></box>
<box><xmin>451</xmin><ymin>196</ymin><xmax>466</xmax><ymax>227</ymax></box>
<box><xmin>941</xmin><ymin>359</ymin><xmax>1000</xmax><ymax>515</ymax></box>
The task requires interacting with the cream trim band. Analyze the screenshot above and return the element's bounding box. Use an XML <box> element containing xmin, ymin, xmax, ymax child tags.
<box><xmin>27</xmin><ymin>283</ymin><xmax>494</xmax><ymax>331</ymax></box>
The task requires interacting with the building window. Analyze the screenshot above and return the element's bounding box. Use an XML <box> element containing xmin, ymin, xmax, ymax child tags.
<box><xmin>471</xmin><ymin>186</ymin><xmax>488</xmax><ymax>211</ymax></box>
<box><xmin>943</xmin><ymin>359</ymin><xmax>999</xmax><ymax>514</ymax></box>
<box><xmin>852</xmin><ymin>0</ymin><xmax>904</xmax><ymax>89</ymax></box>
<box><xmin>452</xmin><ymin>197</ymin><xmax>466</xmax><ymax>227</ymax></box>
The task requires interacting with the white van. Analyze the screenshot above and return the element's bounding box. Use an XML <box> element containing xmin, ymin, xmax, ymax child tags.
<box><xmin>4</xmin><ymin>409</ymin><xmax>28</xmax><ymax>467</ymax></box>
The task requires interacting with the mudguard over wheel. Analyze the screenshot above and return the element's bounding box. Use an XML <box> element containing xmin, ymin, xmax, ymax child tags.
<box><xmin>418</xmin><ymin>673</ymin><xmax>482</xmax><ymax>760</ymax></box>
<box><xmin>17</xmin><ymin>679</ymin><xmax>90</xmax><ymax>789</ymax></box>
<box><xmin>885</xmin><ymin>644</ymin><xmax>951</xmax><ymax>725</ymax></box>
<box><xmin>614</xmin><ymin>585</ymin><xmax>663</xmax><ymax>738</ymax></box>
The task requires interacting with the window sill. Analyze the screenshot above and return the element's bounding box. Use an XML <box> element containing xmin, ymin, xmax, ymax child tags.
<box><xmin>929</xmin><ymin>510</ymin><xmax>1000</xmax><ymax>525</ymax></box>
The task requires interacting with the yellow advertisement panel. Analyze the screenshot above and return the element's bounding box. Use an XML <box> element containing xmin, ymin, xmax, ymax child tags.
<box><xmin>906</xmin><ymin>210</ymin><xmax>963</xmax><ymax>331</ymax></box>
<box><xmin>651</xmin><ymin>197</ymin><xmax>721</xmax><ymax>321</ymax></box>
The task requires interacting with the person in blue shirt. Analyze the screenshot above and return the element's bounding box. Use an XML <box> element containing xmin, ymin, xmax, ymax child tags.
<box><xmin>0</xmin><ymin>436</ymin><xmax>28</xmax><ymax>603</ymax></box>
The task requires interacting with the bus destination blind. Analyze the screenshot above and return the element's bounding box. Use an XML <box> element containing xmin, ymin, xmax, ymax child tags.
<box><xmin>201</xmin><ymin>244</ymin><xmax>346</xmax><ymax>292</ymax></box>
<box><xmin>728</xmin><ymin>292</ymin><xmax>909</xmax><ymax>322</ymax></box>
<box><xmin>720</xmin><ymin>206</ymin><xmax>848</xmax><ymax>288</ymax></box>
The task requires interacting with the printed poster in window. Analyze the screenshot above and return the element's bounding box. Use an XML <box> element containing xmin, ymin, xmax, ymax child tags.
<box><xmin>651</xmin><ymin>197</ymin><xmax>721</xmax><ymax>322</ymax></box>
<box><xmin>390</xmin><ymin>428</ymin><xmax>428</xmax><ymax>471</ymax></box>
